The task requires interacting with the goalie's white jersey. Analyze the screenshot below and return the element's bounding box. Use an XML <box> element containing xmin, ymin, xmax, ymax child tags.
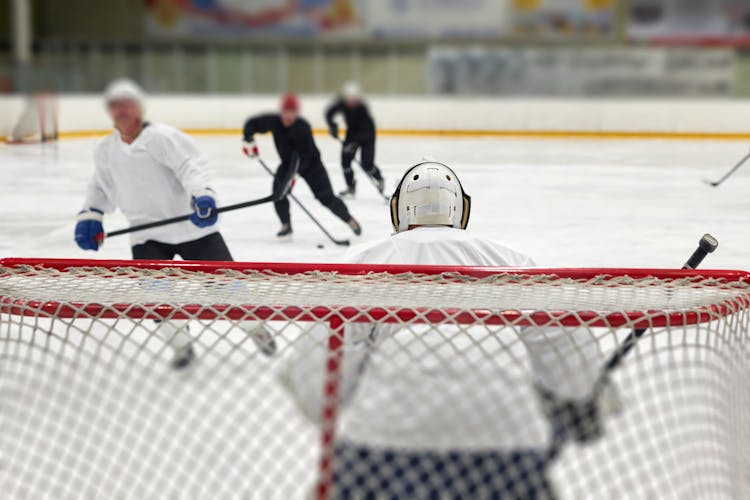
<box><xmin>83</xmin><ymin>123</ymin><xmax>217</xmax><ymax>246</ymax></box>
<box><xmin>285</xmin><ymin>227</ymin><xmax>603</xmax><ymax>451</ymax></box>
<box><xmin>345</xmin><ymin>226</ymin><xmax>536</xmax><ymax>269</ymax></box>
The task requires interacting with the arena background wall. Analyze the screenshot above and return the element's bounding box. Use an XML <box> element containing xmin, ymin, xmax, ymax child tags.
<box><xmin>3</xmin><ymin>95</ymin><xmax>750</xmax><ymax>141</ymax></box>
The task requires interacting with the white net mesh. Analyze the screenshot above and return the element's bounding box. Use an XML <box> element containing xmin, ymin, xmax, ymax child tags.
<box><xmin>1</xmin><ymin>259</ymin><xmax>749</xmax><ymax>499</ymax></box>
<box><xmin>7</xmin><ymin>94</ymin><xmax>58</xmax><ymax>144</ymax></box>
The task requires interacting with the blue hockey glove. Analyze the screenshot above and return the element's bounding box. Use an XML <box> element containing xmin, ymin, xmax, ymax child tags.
<box><xmin>75</xmin><ymin>208</ymin><xmax>105</xmax><ymax>251</ymax></box>
<box><xmin>190</xmin><ymin>189</ymin><xmax>218</xmax><ymax>228</ymax></box>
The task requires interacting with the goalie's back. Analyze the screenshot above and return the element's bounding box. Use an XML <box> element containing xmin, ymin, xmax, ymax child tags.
<box><xmin>345</xmin><ymin>225</ymin><xmax>536</xmax><ymax>268</ymax></box>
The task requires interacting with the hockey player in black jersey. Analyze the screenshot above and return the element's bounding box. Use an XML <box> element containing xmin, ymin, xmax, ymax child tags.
<box><xmin>243</xmin><ymin>93</ymin><xmax>362</xmax><ymax>238</ymax></box>
<box><xmin>325</xmin><ymin>81</ymin><xmax>385</xmax><ymax>197</ymax></box>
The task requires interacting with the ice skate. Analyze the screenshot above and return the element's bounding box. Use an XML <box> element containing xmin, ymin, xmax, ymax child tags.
<box><xmin>347</xmin><ymin>217</ymin><xmax>362</xmax><ymax>236</ymax></box>
<box><xmin>243</xmin><ymin>323</ymin><xmax>278</xmax><ymax>356</ymax></box>
<box><xmin>339</xmin><ymin>185</ymin><xmax>356</xmax><ymax>198</ymax></box>
<box><xmin>276</xmin><ymin>223</ymin><xmax>293</xmax><ymax>238</ymax></box>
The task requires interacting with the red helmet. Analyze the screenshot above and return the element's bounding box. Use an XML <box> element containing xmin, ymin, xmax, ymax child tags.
<box><xmin>280</xmin><ymin>93</ymin><xmax>300</xmax><ymax>113</ymax></box>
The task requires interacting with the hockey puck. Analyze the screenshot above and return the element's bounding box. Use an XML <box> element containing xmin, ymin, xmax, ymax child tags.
<box><xmin>317</xmin><ymin>244</ymin><xmax>325</xmax><ymax>249</ymax></box>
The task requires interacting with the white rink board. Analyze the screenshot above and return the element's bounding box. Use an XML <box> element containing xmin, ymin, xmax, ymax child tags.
<box><xmin>5</xmin><ymin>95</ymin><xmax>750</xmax><ymax>137</ymax></box>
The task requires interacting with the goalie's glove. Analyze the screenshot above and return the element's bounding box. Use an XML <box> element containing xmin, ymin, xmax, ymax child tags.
<box><xmin>190</xmin><ymin>189</ymin><xmax>218</xmax><ymax>228</ymax></box>
<box><xmin>536</xmin><ymin>378</ymin><xmax>620</xmax><ymax>444</ymax></box>
<box><xmin>75</xmin><ymin>208</ymin><xmax>105</xmax><ymax>251</ymax></box>
<box><xmin>242</xmin><ymin>139</ymin><xmax>259</xmax><ymax>158</ymax></box>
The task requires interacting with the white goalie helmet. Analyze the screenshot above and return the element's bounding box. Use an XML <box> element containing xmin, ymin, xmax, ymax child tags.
<box><xmin>390</xmin><ymin>160</ymin><xmax>471</xmax><ymax>233</ymax></box>
<box><xmin>104</xmin><ymin>78</ymin><xmax>145</xmax><ymax>108</ymax></box>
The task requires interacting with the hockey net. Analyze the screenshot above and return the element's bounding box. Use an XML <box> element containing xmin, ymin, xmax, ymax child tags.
<box><xmin>5</xmin><ymin>93</ymin><xmax>59</xmax><ymax>144</ymax></box>
<box><xmin>1</xmin><ymin>258</ymin><xmax>749</xmax><ymax>499</ymax></box>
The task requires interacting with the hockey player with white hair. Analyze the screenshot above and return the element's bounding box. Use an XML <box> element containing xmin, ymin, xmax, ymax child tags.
<box><xmin>74</xmin><ymin>78</ymin><xmax>275</xmax><ymax>368</ymax></box>
<box><xmin>325</xmin><ymin>81</ymin><xmax>385</xmax><ymax>197</ymax></box>
<box><xmin>285</xmin><ymin>160</ymin><xmax>618</xmax><ymax>498</ymax></box>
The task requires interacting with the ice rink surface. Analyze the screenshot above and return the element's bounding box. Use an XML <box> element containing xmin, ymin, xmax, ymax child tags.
<box><xmin>2</xmin><ymin>133</ymin><xmax>750</xmax><ymax>271</ymax></box>
<box><xmin>0</xmin><ymin>136</ymin><xmax>750</xmax><ymax>269</ymax></box>
<box><xmin>3</xmin><ymin>133</ymin><xmax>750</xmax><ymax>499</ymax></box>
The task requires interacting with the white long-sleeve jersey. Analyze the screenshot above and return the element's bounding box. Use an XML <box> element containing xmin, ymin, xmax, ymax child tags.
<box><xmin>284</xmin><ymin>226</ymin><xmax>603</xmax><ymax>451</ymax></box>
<box><xmin>82</xmin><ymin>122</ymin><xmax>218</xmax><ymax>246</ymax></box>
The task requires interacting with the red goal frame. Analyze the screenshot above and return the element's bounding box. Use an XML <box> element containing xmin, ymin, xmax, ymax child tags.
<box><xmin>1</xmin><ymin>257</ymin><xmax>747</xmax><ymax>330</ymax></box>
<box><xmin>2</xmin><ymin>257</ymin><xmax>750</xmax><ymax>499</ymax></box>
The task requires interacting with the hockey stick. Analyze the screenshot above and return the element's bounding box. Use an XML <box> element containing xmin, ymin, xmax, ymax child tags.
<box><xmin>255</xmin><ymin>157</ymin><xmax>351</xmax><ymax>247</ymax></box>
<box><xmin>544</xmin><ymin>234</ymin><xmax>718</xmax><ymax>462</ymax></box>
<box><xmin>106</xmin><ymin>195</ymin><xmax>275</xmax><ymax>238</ymax></box>
<box><xmin>106</xmin><ymin>166</ymin><xmax>297</xmax><ymax>238</ymax></box>
<box><xmin>336</xmin><ymin>138</ymin><xmax>390</xmax><ymax>202</ymax></box>
<box><xmin>703</xmin><ymin>152</ymin><xmax>750</xmax><ymax>187</ymax></box>
<box><xmin>600</xmin><ymin>233</ymin><xmax>718</xmax><ymax>377</ymax></box>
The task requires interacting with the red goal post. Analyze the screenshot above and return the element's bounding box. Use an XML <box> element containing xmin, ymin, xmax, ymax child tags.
<box><xmin>1</xmin><ymin>258</ymin><xmax>749</xmax><ymax>499</ymax></box>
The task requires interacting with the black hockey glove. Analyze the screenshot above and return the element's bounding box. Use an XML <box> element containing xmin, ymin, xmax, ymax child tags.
<box><xmin>329</xmin><ymin>124</ymin><xmax>339</xmax><ymax>139</ymax></box>
<box><xmin>536</xmin><ymin>382</ymin><xmax>606</xmax><ymax>444</ymax></box>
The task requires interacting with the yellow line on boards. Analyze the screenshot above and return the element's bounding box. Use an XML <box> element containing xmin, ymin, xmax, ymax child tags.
<box><xmin>374</xmin><ymin>130</ymin><xmax>750</xmax><ymax>141</ymax></box>
<box><xmin>175</xmin><ymin>128</ymin><xmax>750</xmax><ymax>141</ymax></box>
<box><xmin>4</xmin><ymin>128</ymin><xmax>750</xmax><ymax>142</ymax></box>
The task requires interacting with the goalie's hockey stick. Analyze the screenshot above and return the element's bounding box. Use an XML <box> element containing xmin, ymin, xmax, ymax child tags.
<box><xmin>703</xmin><ymin>152</ymin><xmax>750</xmax><ymax>187</ymax></box>
<box><xmin>545</xmin><ymin>234</ymin><xmax>718</xmax><ymax>462</ymax></box>
<box><xmin>255</xmin><ymin>157</ymin><xmax>351</xmax><ymax>247</ymax></box>
<box><xmin>106</xmin><ymin>164</ymin><xmax>297</xmax><ymax>238</ymax></box>
<box><xmin>601</xmin><ymin>233</ymin><xmax>718</xmax><ymax>377</ymax></box>
<box><xmin>336</xmin><ymin>138</ymin><xmax>390</xmax><ymax>202</ymax></box>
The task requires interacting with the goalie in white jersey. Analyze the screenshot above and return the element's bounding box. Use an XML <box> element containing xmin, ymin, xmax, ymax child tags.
<box><xmin>286</xmin><ymin>161</ymin><xmax>618</xmax><ymax>499</ymax></box>
<box><xmin>74</xmin><ymin>79</ymin><xmax>275</xmax><ymax>368</ymax></box>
